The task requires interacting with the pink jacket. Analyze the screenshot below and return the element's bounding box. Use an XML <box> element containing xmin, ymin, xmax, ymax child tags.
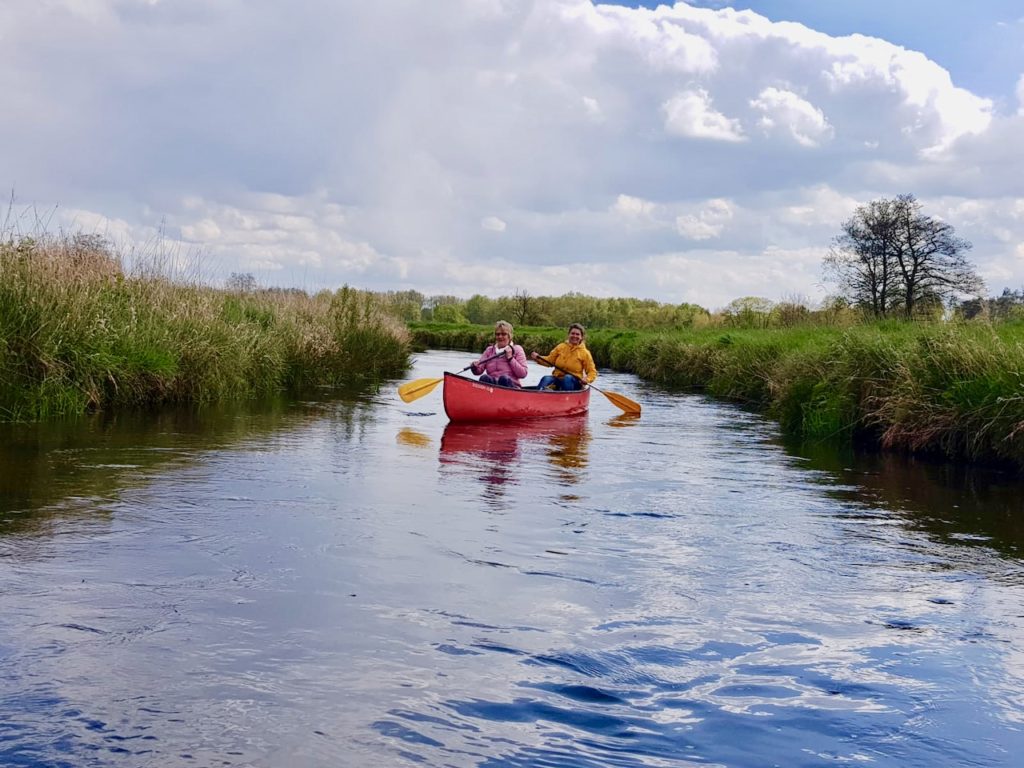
<box><xmin>471</xmin><ymin>344</ymin><xmax>528</xmax><ymax>387</ymax></box>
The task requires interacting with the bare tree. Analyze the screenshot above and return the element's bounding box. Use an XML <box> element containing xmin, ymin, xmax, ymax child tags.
<box><xmin>226</xmin><ymin>272</ymin><xmax>257</xmax><ymax>293</ymax></box>
<box><xmin>824</xmin><ymin>195</ymin><xmax>982</xmax><ymax>319</ymax></box>
<box><xmin>824</xmin><ymin>197</ymin><xmax>902</xmax><ymax>318</ymax></box>
<box><xmin>511</xmin><ymin>288</ymin><xmax>533</xmax><ymax>326</ymax></box>
<box><xmin>890</xmin><ymin>195</ymin><xmax>982</xmax><ymax>318</ymax></box>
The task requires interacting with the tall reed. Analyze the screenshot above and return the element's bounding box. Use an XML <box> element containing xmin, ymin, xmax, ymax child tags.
<box><xmin>0</xmin><ymin>235</ymin><xmax>410</xmax><ymax>421</ymax></box>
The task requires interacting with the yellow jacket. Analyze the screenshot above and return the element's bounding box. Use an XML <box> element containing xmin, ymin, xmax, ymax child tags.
<box><xmin>537</xmin><ymin>342</ymin><xmax>598</xmax><ymax>383</ymax></box>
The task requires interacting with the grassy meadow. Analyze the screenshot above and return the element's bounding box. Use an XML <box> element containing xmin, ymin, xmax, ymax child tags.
<box><xmin>411</xmin><ymin>321</ymin><xmax>1024</xmax><ymax>468</ymax></box>
<box><xmin>0</xmin><ymin>235</ymin><xmax>409</xmax><ymax>421</ymax></box>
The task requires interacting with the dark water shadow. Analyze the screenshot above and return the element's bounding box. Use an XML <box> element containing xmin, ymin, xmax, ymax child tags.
<box><xmin>0</xmin><ymin>393</ymin><xmax>368</xmax><ymax>538</ymax></box>
<box><xmin>785</xmin><ymin>436</ymin><xmax>1024</xmax><ymax>560</ymax></box>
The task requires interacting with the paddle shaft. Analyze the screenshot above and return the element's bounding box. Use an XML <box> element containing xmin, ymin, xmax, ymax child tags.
<box><xmin>463</xmin><ymin>348</ymin><xmax>511</xmax><ymax>374</ymax></box>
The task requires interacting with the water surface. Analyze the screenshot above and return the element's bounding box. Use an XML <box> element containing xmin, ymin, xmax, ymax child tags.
<box><xmin>1</xmin><ymin>349</ymin><xmax>1022</xmax><ymax>767</ymax></box>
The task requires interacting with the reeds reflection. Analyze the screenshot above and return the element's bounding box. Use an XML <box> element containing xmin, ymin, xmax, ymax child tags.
<box><xmin>787</xmin><ymin>437</ymin><xmax>1024</xmax><ymax>561</ymax></box>
<box><xmin>439</xmin><ymin>417</ymin><xmax>591</xmax><ymax>497</ymax></box>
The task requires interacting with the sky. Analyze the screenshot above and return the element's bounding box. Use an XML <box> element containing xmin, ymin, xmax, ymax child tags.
<box><xmin>2</xmin><ymin>0</ymin><xmax>1023</xmax><ymax>310</ymax></box>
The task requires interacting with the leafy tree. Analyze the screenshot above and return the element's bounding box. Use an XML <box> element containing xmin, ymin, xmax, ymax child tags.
<box><xmin>771</xmin><ymin>296</ymin><xmax>812</xmax><ymax>327</ymax></box>
<box><xmin>956</xmin><ymin>296</ymin><xmax>986</xmax><ymax>321</ymax></box>
<box><xmin>432</xmin><ymin>303</ymin><xmax>469</xmax><ymax>324</ymax></box>
<box><xmin>817</xmin><ymin>295</ymin><xmax>856</xmax><ymax>326</ymax></box>
<box><xmin>464</xmin><ymin>294</ymin><xmax>496</xmax><ymax>325</ymax></box>
<box><xmin>422</xmin><ymin>294</ymin><xmax>464</xmax><ymax>322</ymax></box>
<box><xmin>956</xmin><ymin>288</ymin><xmax>1024</xmax><ymax>322</ymax></box>
<box><xmin>378</xmin><ymin>290</ymin><xmax>424</xmax><ymax>322</ymax></box>
<box><xmin>991</xmin><ymin>288</ymin><xmax>1024</xmax><ymax>321</ymax></box>
<box><xmin>677</xmin><ymin>302</ymin><xmax>710</xmax><ymax>326</ymax></box>
<box><xmin>723</xmin><ymin>296</ymin><xmax>774</xmax><ymax>328</ymax></box>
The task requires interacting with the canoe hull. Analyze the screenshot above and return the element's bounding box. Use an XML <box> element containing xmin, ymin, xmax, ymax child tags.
<box><xmin>442</xmin><ymin>372</ymin><xmax>590</xmax><ymax>422</ymax></box>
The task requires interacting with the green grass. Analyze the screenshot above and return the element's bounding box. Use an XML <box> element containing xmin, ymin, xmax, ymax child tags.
<box><xmin>0</xmin><ymin>236</ymin><xmax>411</xmax><ymax>421</ymax></box>
<box><xmin>412</xmin><ymin>321</ymin><xmax>1024</xmax><ymax>467</ymax></box>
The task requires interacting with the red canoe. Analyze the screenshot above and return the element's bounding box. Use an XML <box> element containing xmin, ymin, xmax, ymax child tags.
<box><xmin>442</xmin><ymin>372</ymin><xmax>590</xmax><ymax>422</ymax></box>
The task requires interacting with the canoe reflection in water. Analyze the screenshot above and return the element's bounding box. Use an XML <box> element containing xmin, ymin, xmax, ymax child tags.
<box><xmin>439</xmin><ymin>416</ymin><xmax>591</xmax><ymax>494</ymax></box>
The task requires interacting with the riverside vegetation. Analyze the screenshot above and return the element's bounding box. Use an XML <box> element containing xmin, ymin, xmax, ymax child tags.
<box><xmin>0</xmin><ymin>234</ymin><xmax>409</xmax><ymax>421</ymax></box>
<box><xmin>5</xmin><ymin>233</ymin><xmax>1023</xmax><ymax>469</ymax></box>
<box><xmin>411</xmin><ymin>321</ymin><xmax>1024</xmax><ymax>469</ymax></box>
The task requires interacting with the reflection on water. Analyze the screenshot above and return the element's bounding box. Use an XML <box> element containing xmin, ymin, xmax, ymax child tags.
<box><xmin>606</xmin><ymin>413</ymin><xmax>642</xmax><ymax>429</ymax></box>
<box><xmin>0</xmin><ymin>396</ymin><xmax>377</xmax><ymax>539</ymax></box>
<box><xmin>440</xmin><ymin>417</ymin><xmax>591</xmax><ymax>498</ymax></box>
<box><xmin>396</xmin><ymin>426</ymin><xmax>432</xmax><ymax>449</ymax></box>
<box><xmin>788</xmin><ymin>437</ymin><xmax>1024</xmax><ymax>560</ymax></box>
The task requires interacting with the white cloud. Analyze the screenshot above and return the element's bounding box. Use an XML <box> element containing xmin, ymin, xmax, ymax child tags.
<box><xmin>776</xmin><ymin>186</ymin><xmax>860</xmax><ymax>229</ymax></box>
<box><xmin>617</xmin><ymin>9</ymin><xmax>718</xmax><ymax>74</ymax></box>
<box><xmin>581</xmin><ymin>95</ymin><xmax>603</xmax><ymax>121</ymax></box>
<box><xmin>750</xmin><ymin>87</ymin><xmax>834</xmax><ymax>147</ymax></box>
<box><xmin>823</xmin><ymin>38</ymin><xmax>992</xmax><ymax>155</ymax></box>
<box><xmin>662</xmin><ymin>89</ymin><xmax>746</xmax><ymax>142</ymax></box>
<box><xmin>1</xmin><ymin>0</ymin><xmax>1021</xmax><ymax>304</ymax></box>
<box><xmin>611</xmin><ymin>194</ymin><xmax>657</xmax><ymax>219</ymax></box>
<box><xmin>675</xmin><ymin>198</ymin><xmax>735</xmax><ymax>240</ymax></box>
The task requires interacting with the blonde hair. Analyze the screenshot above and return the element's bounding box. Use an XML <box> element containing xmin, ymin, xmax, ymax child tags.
<box><xmin>568</xmin><ymin>322</ymin><xmax>585</xmax><ymax>338</ymax></box>
<box><xmin>494</xmin><ymin>320</ymin><xmax>514</xmax><ymax>339</ymax></box>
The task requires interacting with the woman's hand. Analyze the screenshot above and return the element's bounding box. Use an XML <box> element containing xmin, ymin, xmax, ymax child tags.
<box><xmin>505</xmin><ymin>347</ymin><xmax>513</xmax><ymax>359</ymax></box>
<box><xmin>530</xmin><ymin>351</ymin><xmax>539</xmax><ymax>361</ymax></box>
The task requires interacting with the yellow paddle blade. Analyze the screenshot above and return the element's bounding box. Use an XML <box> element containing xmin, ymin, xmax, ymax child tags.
<box><xmin>398</xmin><ymin>377</ymin><xmax>443</xmax><ymax>403</ymax></box>
<box><xmin>595</xmin><ymin>386</ymin><xmax>641</xmax><ymax>416</ymax></box>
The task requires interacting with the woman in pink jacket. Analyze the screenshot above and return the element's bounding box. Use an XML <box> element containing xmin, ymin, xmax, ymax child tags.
<box><xmin>470</xmin><ymin>320</ymin><xmax>529</xmax><ymax>388</ymax></box>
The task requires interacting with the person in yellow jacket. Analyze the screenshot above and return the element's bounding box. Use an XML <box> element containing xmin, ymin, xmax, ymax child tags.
<box><xmin>531</xmin><ymin>323</ymin><xmax>598</xmax><ymax>391</ymax></box>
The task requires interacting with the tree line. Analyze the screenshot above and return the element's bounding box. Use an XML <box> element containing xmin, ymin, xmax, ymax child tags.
<box><xmin>377</xmin><ymin>289</ymin><xmax>713</xmax><ymax>329</ymax></box>
<box><xmin>227</xmin><ymin>192</ymin><xmax>1018</xmax><ymax>329</ymax></box>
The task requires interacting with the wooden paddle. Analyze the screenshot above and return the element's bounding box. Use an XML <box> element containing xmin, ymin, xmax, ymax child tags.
<box><xmin>536</xmin><ymin>356</ymin><xmax>642</xmax><ymax>416</ymax></box>
<box><xmin>398</xmin><ymin>350</ymin><xmax>507</xmax><ymax>404</ymax></box>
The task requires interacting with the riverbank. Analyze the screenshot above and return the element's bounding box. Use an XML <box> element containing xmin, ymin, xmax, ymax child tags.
<box><xmin>411</xmin><ymin>322</ymin><xmax>1024</xmax><ymax>468</ymax></box>
<box><xmin>0</xmin><ymin>236</ymin><xmax>409</xmax><ymax>421</ymax></box>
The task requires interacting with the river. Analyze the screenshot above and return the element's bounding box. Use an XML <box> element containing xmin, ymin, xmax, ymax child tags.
<box><xmin>1</xmin><ymin>349</ymin><xmax>1022</xmax><ymax>767</ymax></box>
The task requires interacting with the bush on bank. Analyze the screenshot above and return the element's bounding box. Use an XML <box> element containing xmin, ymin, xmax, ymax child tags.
<box><xmin>0</xmin><ymin>236</ymin><xmax>409</xmax><ymax>421</ymax></box>
<box><xmin>411</xmin><ymin>321</ymin><xmax>1024</xmax><ymax>467</ymax></box>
